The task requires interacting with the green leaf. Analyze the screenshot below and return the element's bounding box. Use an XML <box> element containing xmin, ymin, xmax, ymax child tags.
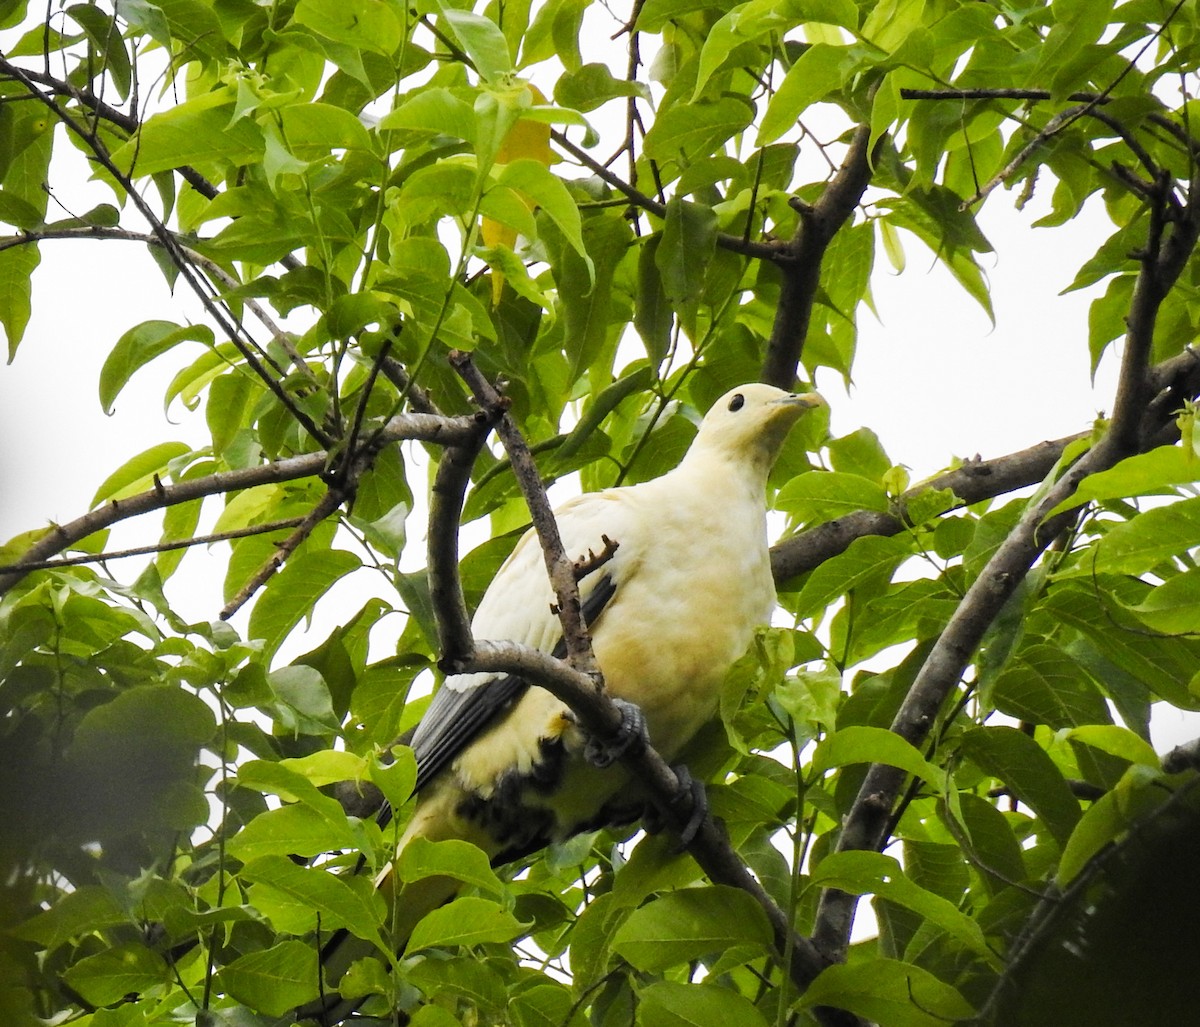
<box><xmin>406</xmin><ymin>895</ymin><xmax>525</xmax><ymax>952</ymax></box>
<box><xmin>370</xmin><ymin>746</ymin><xmax>417</xmax><ymax>811</ymax></box>
<box><xmin>0</xmin><ymin>188</ymin><xmax>44</xmax><ymax>229</ymax></box>
<box><xmin>438</xmin><ymin>4</ymin><xmax>512</xmax><ymax>83</ymax></box>
<box><xmin>1091</xmin><ymin>496</ymin><xmax>1200</xmax><ymax>575</ymax></box>
<box><xmin>554</xmin><ymin>63</ymin><xmax>649</xmax><ymax>112</ymax></box>
<box><xmin>635</xmin><ymin>235</ymin><xmax>673</xmax><ymax>362</ymax></box>
<box><xmin>637</xmin><ymin>980</ymin><xmax>770</xmax><ymax>1026</ymax></box>
<box><xmin>239</xmin><ymin>855</ymin><xmax>387</xmax><ymax>952</ymax></box>
<box><xmin>1056</xmin><ymin>765</ymin><xmax>1162</xmax><ymax>884</ymax></box>
<box><xmin>397</xmin><ymin>838</ymin><xmax>505</xmax><ymax>898</ymax></box>
<box><xmin>110</xmin><ymin>91</ymin><xmax>265</xmax><ymax>175</ymax></box>
<box><xmin>777</xmin><ymin>470</ymin><xmax>890</xmax><ymax>523</ymax></box>
<box><xmin>247</xmin><ymin>549</ymin><xmax>361</xmax><ymax>661</ymax></box>
<box><xmin>279</xmin><ymin>102</ymin><xmax>375</xmax><ymax>158</ymax></box>
<box><xmin>237</xmin><ymin>759</ymin><xmax>350</xmax><ymax>818</ymax></box>
<box><xmin>809</xmin><ymin>851</ymin><xmax>998</xmax><ymax>963</ymax></box>
<box><xmin>100</xmin><ymin>319</ymin><xmax>214</xmax><ymax>414</ymax></box>
<box><xmin>611</xmin><ymin>886</ymin><xmax>772</xmax><ymax>972</ymax></box>
<box><xmin>1128</xmin><ymin>567</ymin><xmax>1200</xmax><ymax>633</ymax></box>
<box><xmin>268</xmin><ymin>664</ymin><xmax>340</xmax><ymax>732</ymax></box>
<box><xmin>293</xmin><ymin>0</ymin><xmax>401</xmax><ymax>55</ymax></box>
<box><xmin>798</xmin><ymin>957</ymin><xmax>975</xmax><ymax>1025</ymax></box>
<box><xmin>1062</xmin><ymin>725</ymin><xmax>1159</xmax><ymax>769</ymax></box>
<box><xmin>791</xmin><ymin>534</ymin><xmax>910</xmax><ymax>620</ymax></box>
<box><xmin>643</xmin><ymin>96</ymin><xmax>755</xmax><ymax>165</ymax></box>
<box><xmin>812</xmin><ymin>726</ymin><xmax>944</xmax><ymax>790</ymax></box>
<box><xmin>692</xmin><ymin>0</ymin><xmax>789</xmax><ymax>101</ymax></box>
<box><xmin>991</xmin><ymin>644</ymin><xmax>1110</xmax><ymax>729</ymax></box>
<box><xmin>959</xmin><ymin>726</ymin><xmax>1081</xmax><ymax>847</ymax></box>
<box><xmin>216</xmin><ymin>940</ymin><xmax>321</xmax><ymax>1016</ymax></box>
<box><xmin>10</xmin><ymin>887</ymin><xmax>129</xmax><ymax>952</ymax></box>
<box><xmin>281</xmin><ymin>749</ymin><xmax>369</xmax><ymax>786</ymax></box>
<box><xmin>655</xmin><ymin>196</ymin><xmax>717</xmax><ymax>308</ymax></box>
<box><xmin>496</xmin><ymin>158</ymin><xmax>590</xmax><ymax>273</ymax></box>
<box><xmin>89</xmin><ymin>441</ymin><xmax>191</xmax><ymax>506</ymax></box>
<box><xmin>379</xmin><ymin>88</ymin><xmax>476</xmax><ymax>140</ymax></box>
<box><xmin>61</xmin><ymin>943</ymin><xmax>168</xmax><ymax>1007</ymax></box>
<box><xmin>946</xmin><ymin>792</ymin><xmax>1026</xmax><ymax>892</ymax></box>
<box><xmin>0</xmin><ymin>244</ymin><xmax>39</xmax><ymax>358</ymax></box>
<box><xmin>759</xmin><ymin>42</ymin><xmax>855</xmax><ymax>146</ymax></box>
<box><xmin>227</xmin><ymin>803</ymin><xmax>357</xmax><ymax>862</ymax></box>
<box><xmin>1045</xmin><ymin>445</ymin><xmax>1197</xmax><ymax>518</ymax></box>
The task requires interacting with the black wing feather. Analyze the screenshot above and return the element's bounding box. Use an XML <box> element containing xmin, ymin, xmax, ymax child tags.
<box><xmin>411</xmin><ymin>571</ymin><xmax>618</xmax><ymax>794</ymax></box>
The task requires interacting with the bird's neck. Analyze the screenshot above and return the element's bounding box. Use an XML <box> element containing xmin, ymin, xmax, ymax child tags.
<box><xmin>671</xmin><ymin>446</ymin><xmax>772</xmax><ymax>503</ymax></box>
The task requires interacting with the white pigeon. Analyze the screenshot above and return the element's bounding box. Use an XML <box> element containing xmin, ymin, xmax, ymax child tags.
<box><xmin>307</xmin><ymin>382</ymin><xmax>821</xmax><ymax>1021</ymax></box>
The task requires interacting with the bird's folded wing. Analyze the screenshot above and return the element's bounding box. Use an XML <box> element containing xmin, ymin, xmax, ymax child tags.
<box><xmin>409</xmin><ymin>490</ymin><xmax>634</xmax><ymax>792</ymax></box>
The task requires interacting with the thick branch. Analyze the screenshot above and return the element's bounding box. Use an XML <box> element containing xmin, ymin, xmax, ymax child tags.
<box><xmin>762</xmin><ymin>122</ymin><xmax>878</xmax><ymax>389</ymax></box>
<box><xmin>771</xmin><ymin>434</ymin><xmax>1084</xmax><ymax>582</ymax></box>
<box><xmin>0</xmin><ymin>413</ymin><xmax>480</xmax><ymax>596</ymax></box>
<box><xmin>770</xmin><ymin>340</ymin><xmax>1200</xmax><ymax>587</ymax></box>
<box><xmin>427</xmin><ymin>413</ymin><xmax>498</xmax><ymax>662</ymax></box>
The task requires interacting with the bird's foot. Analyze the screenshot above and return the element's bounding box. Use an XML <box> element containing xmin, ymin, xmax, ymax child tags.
<box><xmin>668</xmin><ymin>764</ymin><xmax>708</xmax><ymax>852</ymax></box>
<box><xmin>583</xmin><ymin>698</ymin><xmax>648</xmax><ymax>768</ymax></box>
<box><xmin>641</xmin><ymin>764</ymin><xmax>708</xmax><ymax>852</ymax></box>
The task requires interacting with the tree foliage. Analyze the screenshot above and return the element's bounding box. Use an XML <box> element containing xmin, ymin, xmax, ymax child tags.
<box><xmin>4</xmin><ymin>0</ymin><xmax>1200</xmax><ymax>1024</ymax></box>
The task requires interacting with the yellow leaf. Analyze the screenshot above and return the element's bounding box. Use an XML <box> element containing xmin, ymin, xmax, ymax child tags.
<box><xmin>483</xmin><ymin>83</ymin><xmax>551</xmax><ymax>304</ymax></box>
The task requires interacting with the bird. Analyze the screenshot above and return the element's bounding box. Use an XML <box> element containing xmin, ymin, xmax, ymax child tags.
<box><xmin>302</xmin><ymin>383</ymin><xmax>822</xmax><ymax>1023</ymax></box>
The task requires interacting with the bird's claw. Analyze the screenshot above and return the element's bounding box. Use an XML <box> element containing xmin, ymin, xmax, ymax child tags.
<box><xmin>668</xmin><ymin>765</ymin><xmax>707</xmax><ymax>852</ymax></box>
<box><xmin>584</xmin><ymin>698</ymin><xmax>648</xmax><ymax>768</ymax></box>
<box><xmin>641</xmin><ymin>764</ymin><xmax>708</xmax><ymax>853</ymax></box>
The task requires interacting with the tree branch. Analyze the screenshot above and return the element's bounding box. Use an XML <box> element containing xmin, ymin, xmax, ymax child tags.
<box><xmin>450</xmin><ymin>351</ymin><xmax>601</xmax><ymax>678</ymax></box>
<box><xmin>427</xmin><ymin>411</ymin><xmax>499</xmax><ymax>663</ymax></box>
<box><xmin>549</xmin><ymin>128</ymin><xmax>784</xmax><ymax>261</ymax></box>
<box><xmin>0</xmin><ymin>517</ymin><xmax>306</xmax><ymax>573</ymax></box>
<box><xmin>770</xmin><ymin>435</ymin><xmax>1084</xmax><ymax>582</ymax></box>
<box><xmin>0</xmin><ymin>412</ymin><xmax>481</xmax><ymax>596</ymax></box>
<box><xmin>0</xmin><ymin>63</ymin><xmax>221</xmax><ymax>199</ymax></box>
<box><xmin>219</xmin><ymin>488</ymin><xmax>346</xmax><ymax>620</ymax></box>
<box><xmin>762</xmin><ymin>121</ymin><xmax>878</xmax><ymax>389</ymax></box>
<box><xmin>449</xmin><ymin>637</ymin><xmax>836</xmax><ymax>997</ymax></box>
<box><xmin>810</xmin><ymin>161</ymin><xmax>1200</xmax><ymax>962</ymax></box>
<box><xmin>0</xmin><ymin>56</ymin><xmax>322</xmax><ymax>440</ymax></box>
<box><xmin>900</xmin><ymin>87</ymin><xmax>1200</xmax><ymax>158</ymax></box>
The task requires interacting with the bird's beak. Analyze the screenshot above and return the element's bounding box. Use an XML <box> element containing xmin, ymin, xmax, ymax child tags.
<box><xmin>782</xmin><ymin>391</ymin><xmax>824</xmax><ymax>411</ymax></box>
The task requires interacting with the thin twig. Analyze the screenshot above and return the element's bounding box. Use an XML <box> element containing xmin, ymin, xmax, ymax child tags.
<box><xmin>0</xmin><ymin>517</ymin><xmax>305</xmax><ymax>574</ymax></box>
<box><xmin>449</xmin><ymin>351</ymin><xmax>600</xmax><ymax>677</ymax></box>
<box><xmin>220</xmin><ymin>488</ymin><xmax>345</xmax><ymax>619</ymax></box>
<box><xmin>549</xmin><ymin>128</ymin><xmax>784</xmax><ymax>261</ymax></box>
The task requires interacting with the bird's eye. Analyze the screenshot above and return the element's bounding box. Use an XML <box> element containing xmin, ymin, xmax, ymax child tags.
<box><xmin>728</xmin><ymin>393</ymin><xmax>745</xmax><ymax>412</ymax></box>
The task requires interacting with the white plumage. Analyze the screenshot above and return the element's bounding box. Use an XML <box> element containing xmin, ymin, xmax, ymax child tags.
<box><xmin>310</xmin><ymin>383</ymin><xmax>820</xmax><ymax>1021</ymax></box>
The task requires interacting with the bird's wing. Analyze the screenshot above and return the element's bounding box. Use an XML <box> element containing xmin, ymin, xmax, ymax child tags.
<box><xmin>410</xmin><ymin>489</ymin><xmax>637</xmax><ymax>793</ymax></box>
